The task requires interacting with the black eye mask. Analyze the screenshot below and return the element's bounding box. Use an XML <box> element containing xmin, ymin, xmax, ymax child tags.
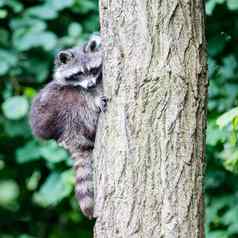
<box><xmin>65</xmin><ymin>65</ymin><xmax>102</xmax><ymax>82</ymax></box>
<box><xmin>65</xmin><ymin>71</ymin><xmax>83</xmax><ymax>81</ymax></box>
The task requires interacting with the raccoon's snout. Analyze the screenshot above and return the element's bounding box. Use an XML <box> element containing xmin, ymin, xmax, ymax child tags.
<box><xmin>87</xmin><ymin>80</ymin><xmax>96</xmax><ymax>88</ymax></box>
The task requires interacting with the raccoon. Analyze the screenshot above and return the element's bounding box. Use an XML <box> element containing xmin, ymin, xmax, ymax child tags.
<box><xmin>30</xmin><ymin>34</ymin><xmax>106</xmax><ymax>219</ymax></box>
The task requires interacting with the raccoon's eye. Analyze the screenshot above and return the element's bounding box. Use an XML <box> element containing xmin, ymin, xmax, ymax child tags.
<box><xmin>75</xmin><ymin>71</ymin><xmax>83</xmax><ymax>77</ymax></box>
<box><xmin>58</xmin><ymin>51</ymin><xmax>73</xmax><ymax>64</ymax></box>
<box><xmin>90</xmin><ymin>67</ymin><xmax>100</xmax><ymax>75</ymax></box>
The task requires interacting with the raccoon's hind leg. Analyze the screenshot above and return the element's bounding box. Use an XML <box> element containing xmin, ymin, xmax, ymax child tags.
<box><xmin>72</xmin><ymin>150</ymin><xmax>94</xmax><ymax>219</ymax></box>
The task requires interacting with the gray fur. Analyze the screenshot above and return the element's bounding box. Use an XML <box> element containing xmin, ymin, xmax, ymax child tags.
<box><xmin>30</xmin><ymin>34</ymin><xmax>106</xmax><ymax>219</ymax></box>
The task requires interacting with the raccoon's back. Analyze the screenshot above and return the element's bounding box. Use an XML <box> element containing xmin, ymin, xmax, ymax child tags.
<box><xmin>30</xmin><ymin>81</ymin><xmax>97</xmax><ymax>142</ymax></box>
<box><xmin>30</xmin><ymin>83</ymin><xmax>66</xmax><ymax>140</ymax></box>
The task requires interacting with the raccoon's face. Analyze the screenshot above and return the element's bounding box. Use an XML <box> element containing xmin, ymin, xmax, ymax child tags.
<box><xmin>54</xmin><ymin>34</ymin><xmax>102</xmax><ymax>89</ymax></box>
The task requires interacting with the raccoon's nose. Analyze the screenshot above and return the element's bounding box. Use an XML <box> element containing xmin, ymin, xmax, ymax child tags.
<box><xmin>87</xmin><ymin>81</ymin><xmax>95</xmax><ymax>87</ymax></box>
<box><xmin>87</xmin><ymin>78</ymin><xmax>97</xmax><ymax>88</ymax></box>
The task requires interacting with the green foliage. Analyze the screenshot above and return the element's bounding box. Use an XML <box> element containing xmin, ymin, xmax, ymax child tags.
<box><xmin>2</xmin><ymin>96</ymin><xmax>29</xmax><ymax>120</ymax></box>
<box><xmin>0</xmin><ymin>0</ymin><xmax>98</xmax><ymax>237</ymax></box>
<box><xmin>33</xmin><ymin>170</ymin><xmax>74</xmax><ymax>207</ymax></box>
<box><xmin>217</xmin><ymin>107</ymin><xmax>238</xmax><ymax>128</ymax></box>
<box><xmin>0</xmin><ymin>0</ymin><xmax>238</xmax><ymax>237</ymax></box>
<box><xmin>206</xmin><ymin>1</ymin><xmax>238</xmax><ymax>237</ymax></box>
<box><xmin>0</xmin><ymin>180</ymin><xmax>19</xmax><ymax>209</ymax></box>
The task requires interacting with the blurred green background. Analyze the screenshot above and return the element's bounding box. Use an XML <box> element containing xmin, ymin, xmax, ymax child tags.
<box><xmin>0</xmin><ymin>0</ymin><xmax>238</xmax><ymax>237</ymax></box>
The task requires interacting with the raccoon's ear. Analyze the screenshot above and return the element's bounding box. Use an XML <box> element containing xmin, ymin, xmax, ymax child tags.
<box><xmin>85</xmin><ymin>34</ymin><xmax>101</xmax><ymax>53</ymax></box>
<box><xmin>56</xmin><ymin>50</ymin><xmax>73</xmax><ymax>64</ymax></box>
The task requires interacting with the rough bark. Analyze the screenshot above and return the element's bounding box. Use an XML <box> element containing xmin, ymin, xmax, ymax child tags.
<box><xmin>93</xmin><ymin>0</ymin><xmax>207</xmax><ymax>237</ymax></box>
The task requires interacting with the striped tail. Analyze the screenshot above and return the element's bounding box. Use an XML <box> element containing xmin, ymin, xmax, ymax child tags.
<box><xmin>72</xmin><ymin>150</ymin><xmax>94</xmax><ymax>219</ymax></box>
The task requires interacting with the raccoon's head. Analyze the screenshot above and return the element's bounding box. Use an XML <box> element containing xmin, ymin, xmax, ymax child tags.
<box><xmin>54</xmin><ymin>34</ymin><xmax>102</xmax><ymax>89</ymax></box>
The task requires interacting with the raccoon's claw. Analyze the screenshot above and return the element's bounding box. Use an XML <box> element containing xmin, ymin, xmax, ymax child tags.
<box><xmin>96</xmin><ymin>96</ymin><xmax>108</xmax><ymax>112</ymax></box>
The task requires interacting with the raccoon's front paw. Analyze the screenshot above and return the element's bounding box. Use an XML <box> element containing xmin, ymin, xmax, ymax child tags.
<box><xmin>96</xmin><ymin>96</ymin><xmax>108</xmax><ymax>112</ymax></box>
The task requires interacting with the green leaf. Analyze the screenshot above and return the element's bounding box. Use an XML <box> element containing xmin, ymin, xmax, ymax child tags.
<box><xmin>11</xmin><ymin>18</ymin><xmax>53</xmax><ymax>51</ymax></box>
<box><xmin>25</xmin><ymin>0</ymin><xmax>74</xmax><ymax>20</ymax></box>
<box><xmin>0</xmin><ymin>180</ymin><xmax>19</xmax><ymax>207</ymax></box>
<box><xmin>16</xmin><ymin>140</ymin><xmax>68</xmax><ymax>164</ymax></box>
<box><xmin>26</xmin><ymin>6</ymin><xmax>58</xmax><ymax>20</ymax></box>
<box><xmin>48</xmin><ymin>0</ymin><xmax>74</xmax><ymax>10</ymax></box>
<box><xmin>2</xmin><ymin>96</ymin><xmax>29</xmax><ymax>120</ymax></box>
<box><xmin>0</xmin><ymin>0</ymin><xmax>5</xmax><ymax>7</ymax></box>
<box><xmin>16</xmin><ymin>141</ymin><xmax>42</xmax><ymax>163</ymax></box>
<box><xmin>206</xmin><ymin>120</ymin><xmax>228</xmax><ymax>146</ymax></box>
<box><xmin>228</xmin><ymin>223</ymin><xmax>238</xmax><ymax>235</ymax></box>
<box><xmin>0</xmin><ymin>50</ymin><xmax>17</xmax><ymax>65</ymax></box>
<box><xmin>223</xmin><ymin>157</ymin><xmax>238</xmax><ymax>174</ymax></box>
<box><xmin>33</xmin><ymin>171</ymin><xmax>73</xmax><ymax>206</ymax></box>
<box><xmin>2</xmin><ymin>118</ymin><xmax>31</xmax><ymax>138</ymax></box>
<box><xmin>206</xmin><ymin>231</ymin><xmax>229</xmax><ymax>238</ymax></box>
<box><xmin>18</xmin><ymin>235</ymin><xmax>35</xmax><ymax>238</ymax></box>
<box><xmin>26</xmin><ymin>171</ymin><xmax>41</xmax><ymax>191</ymax></box>
<box><xmin>220</xmin><ymin>55</ymin><xmax>237</xmax><ymax>79</ymax></box>
<box><xmin>62</xmin><ymin>169</ymin><xmax>75</xmax><ymax>186</ymax></box>
<box><xmin>13</xmin><ymin>30</ymin><xmax>57</xmax><ymax>51</ymax></box>
<box><xmin>73</xmin><ymin>0</ymin><xmax>96</xmax><ymax>14</ymax></box>
<box><xmin>222</xmin><ymin>208</ymin><xmax>238</xmax><ymax>226</ymax></box>
<box><xmin>208</xmin><ymin>57</ymin><xmax>217</xmax><ymax>78</ymax></box>
<box><xmin>68</xmin><ymin>22</ymin><xmax>82</xmax><ymax>37</ymax></box>
<box><xmin>39</xmin><ymin>141</ymin><xmax>68</xmax><ymax>163</ymax></box>
<box><xmin>0</xmin><ymin>9</ymin><xmax>7</xmax><ymax>19</ymax></box>
<box><xmin>232</xmin><ymin>116</ymin><xmax>238</xmax><ymax>130</ymax></box>
<box><xmin>6</xmin><ymin>0</ymin><xmax>23</xmax><ymax>13</ymax></box>
<box><xmin>229</xmin><ymin>131</ymin><xmax>237</xmax><ymax>146</ymax></box>
<box><xmin>227</xmin><ymin>0</ymin><xmax>238</xmax><ymax>10</ymax></box>
<box><xmin>0</xmin><ymin>28</ymin><xmax>9</xmax><ymax>46</ymax></box>
<box><xmin>0</xmin><ymin>62</ymin><xmax>9</xmax><ymax>75</ymax></box>
<box><xmin>0</xmin><ymin>159</ymin><xmax>5</xmax><ymax>170</ymax></box>
<box><xmin>24</xmin><ymin>87</ymin><xmax>37</xmax><ymax>98</ymax></box>
<box><xmin>22</xmin><ymin>58</ymin><xmax>50</xmax><ymax>82</ymax></box>
<box><xmin>206</xmin><ymin>0</ymin><xmax>216</xmax><ymax>15</ymax></box>
<box><xmin>0</xmin><ymin>0</ymin><xmax>23</xmax><ymax>13</ymax></box>
<box><xmin>10</xmin><ymin>17</ymin><xmax>46</xmax><ymax>32</ymax></box>
<box><xmin>216</xmin><ymin>107</ymin><xmax>238</xmax><ymax>128</ymax></box>
<box><xmin>0</xmin><ymin>50</ymin><xmax>17</xmax><ymax>75</ymax></box>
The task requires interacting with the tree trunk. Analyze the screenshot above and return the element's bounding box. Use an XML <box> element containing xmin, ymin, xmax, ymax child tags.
<box><xmin>93</xmin><ymin>0</ymin><xmax>207</xmax><ymax>237</ymax></box>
